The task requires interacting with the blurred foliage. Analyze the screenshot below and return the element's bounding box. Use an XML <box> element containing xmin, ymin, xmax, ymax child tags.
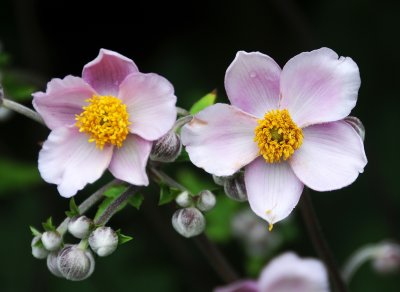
<box><xmin>1</xmin><ymin>0</ymin><xmax>400</xmax><ymax>291</ymax></box>
<box><xmin>189</xmin><ymin>90</ymin><xmax>217</xmax><ymax>114</ymax></box>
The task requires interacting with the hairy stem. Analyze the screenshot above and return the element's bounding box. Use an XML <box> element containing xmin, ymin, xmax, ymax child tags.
<box><xmin>149</xmin><ymin>167</ymin><xmax>239</xmax><ymax>283</ymax></box>
<box><xmin>57</xmin><ymin>179</ymin><xmax>122</xmax><ymax>234</ymax></box>
<box><xmin>342</xmin><ymin>245</ymin><xmax>377</xmax><ymax>282</ymax></box>
<box><xmin>94</xmin><ymin>184</ymin><xmax>140</xmax><ymax>226</ymax></box>
<box><xmin>1</xmin><ymin>97</ymin><xmax>45</xmax><ymax>125</ymax></box>
<box><xmin>300</xmin><ymin>188</ymin><xmax>348</xmax><ymax>292</ymax></box>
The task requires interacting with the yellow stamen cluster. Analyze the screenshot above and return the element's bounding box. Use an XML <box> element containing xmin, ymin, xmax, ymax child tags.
<box><xmin>254</xmin><ymin>109</ymin><xmax>303</xmax><ymax>163</ymax></box>
<box><xmin>75</xmin><ymin>95</ymin><xmax>130</xmax><ymax>149</ymax></box>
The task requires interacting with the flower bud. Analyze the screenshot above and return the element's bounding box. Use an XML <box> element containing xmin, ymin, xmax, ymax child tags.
<box><xmin>224</xmin><ymin>172</ymin><xmax>247</xmax><ymax>202</ymax></box>
<box><xmin>47</xmin><ymin>251</ymin><xmax>63</xmax><ymax>278</ymax></box>
<box><xmin>150</xmin><ymin>131</ymin><xmax>182</xmax><ymax>162</ymax></box>
<box><xmin>41</xmin><ymin>231</ymin><xmax>62</xmax><ymax>251</ymax></box>
<box><xmin>57</xmin><ymin>245</ymin><xmax>95</xmax><ymax>281</ymax></box>
<box><xmin>68</xmin><ymin>216</ymin><xmax>93</xmax><ymax>239</ymax></box>
<box><xmin>175</xmin><ymin>191</ymin><xmax>193</xmax><ymax>208</ymax></box>
<box><xmin>196</xmin><ymin>190</ymin><xmax>216</xmax><ymax>212</ymax></box>
<box><xmin>172</xmin><ymin>207</ymin><xmax>205</xmax><ymax>238</ymax></box>
<box><xmin>88</xmin><ymin>227</ymin><xmax>118</xmax><ymax>257</ymax></box>
<box><xmin>31</xmin><ymin>236</ymin><xmax>49</xmax><ymax>259</ymax></box>
<box><xmin>212</xmin><ymin>175</ymin><xmax>226</xmax><ymax>186</ymax></box>
<box><xmin>372</xmin><ymin>242</ymin><xmax>400</xmax><ymax>274</ymax></box>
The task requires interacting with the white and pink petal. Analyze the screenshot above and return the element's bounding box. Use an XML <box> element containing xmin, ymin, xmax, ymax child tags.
<box><xmin>118</xmin><ymin>72</ymin><xmax>177</xmax><ymax>141</ymax></box>
<box><xmin>32</xmin><ymin>76</ymin><xmax>96</xmax><ymax>130</ymax></box>
<box><xmin>289</xmin><ymin>120</ymin><xmax>367</xmax><ymax>192</ymax></box>
<box><xmin>225</xmin><ymin>51</ymin><xmax>281</xmax><ymax>118</ymax></box>
<box><xmin>181</xmin><ymin>104</ymin><xmax>259</xmax><ymax>176</ymax></box>
<box><xmin>38</xmin><ymin>127</ymin><xmax>113</xmax><ymax>198</ymax></box>
<box><xmin>280</xmin><ymin>48</ymin><xmax>360</xmax><ymax>127</ymax></box>
<box><xmin>108</xmin><ymin>134</ymin><xmax>152</xmax><ymax>186</ymax></box>
<box><xmin>258</xmin><ymin>252</ymin><xmax>329</xmax><ymax>292</ymax></box>
<box><xmin>82</xmin><ymin>49</ymin><xmax>139</xmax><ymax>96</ymax></box>
<box><xmin>245</xmin><ymin>158</ymin><xmax>304</xmax><ymax>226</ymax></box>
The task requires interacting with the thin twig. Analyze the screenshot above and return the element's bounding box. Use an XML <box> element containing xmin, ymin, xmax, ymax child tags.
<box><xmin>94</xmin><ymin>184</ymin><xmax>140</xmax><ymax>226</ymax></box>
<box><xmin>176</xmin><ymin>106</ymin><xmax>190</xmax><ymax>116</ymax></box>
<box><xmin>149</xmin><ymin>167</ymin><xmax>239</xmax><ymax>283</ymax></box>
<box><xmin>300</xmin><ymin>188</ymin><xmax>348</xmax><ymax>292</ymax></box>
<box><xmin>56</xmin><ymin>179</ymin><xmax>122</xmax><ymax>234</ymax></box>
<box><xmin>1</xmin><ymin>97</ymin><xmax>45</xmax><ymax>125</ymax></box>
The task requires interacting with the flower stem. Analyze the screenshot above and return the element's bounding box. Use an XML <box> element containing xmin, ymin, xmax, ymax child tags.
<box><xmin>1</xmin><ymin>97</ymin><xmax>45</xmax><ymax>125</ymax></box>
<box><xmin>94</xmin><ymin>184</ymin><xmax>140</xmax><ymax>226</ymax></box>
<box><xmin>149</xmin><ymin>167</ymin><xmax>239</xmax><ymax>283</ymax></box>
<box><xmin>173</xmin><ymin>115</ymin><xmax>193</xmax><ymax>132</ymax></box>
<box><xmin>342</xmin><ymin>245</ymin><xmax>377</xmax><ymax>282</ymax></box>
<box><xmin>57</xmin><ymin>179</ymin><xmax>122</xmax><ymax>234</ymax></box>
<box><xmin>299</xmin><ymin>188</ymin><xmax>348</xmax><ymax>292</ymax></box>
<box><xmin>176</xmin><ymin>106</ymin><xmax>190</xmax><ymax>116</ymax></box>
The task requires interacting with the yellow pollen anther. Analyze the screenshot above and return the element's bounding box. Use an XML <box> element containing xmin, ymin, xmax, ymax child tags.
<box><xmin>254</xmin><ymin>109</ymin><xmax>303</xmax><ymax>163</ymax></box>
<box><xmin>268</xmin><ymin>223</ymin><xmax>273</xmax><ymax>232</ymax></box>
<box><xmin>75</xmin><ymin>95</ymin><xmax>130</xmax><ymax>149</ymax></box>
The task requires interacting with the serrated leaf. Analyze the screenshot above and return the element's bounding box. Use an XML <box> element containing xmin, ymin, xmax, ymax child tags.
<box><xmin>128</xmin><ymin>193</ymin><xmax>144</xmax><ymax>210</ymax></box>
<box><xmin>104</xmin><ymin>184</ymin><xmax>128</xmax><ymax>198</ymax></box>
<box><xmin>189</xmin><ymin>90</ymin><xmax>217</xmax><ymax>115</ymax></box>
<box><xmin>159</xmin><ymin>185</ymin><xmax>181</xmax><ymax>206</ymax></box>
<box><xmin>30</xmin><ymin>226</ymin><xmax>41</xmax><ymax>237</ymax></box>
<box><xmin>116</xmin><ymin>230</ymin><xmax>133</xmax><ymax>245</ymax></box>
<box><xmin>65</xmin><ymin>197</ymin><xmax>80</xmax><ymax>217</ymax></box>
<box><xmin>42</xmin><ymin>217</ymin><xmax>56</xmax><ymax>231</ymax></box>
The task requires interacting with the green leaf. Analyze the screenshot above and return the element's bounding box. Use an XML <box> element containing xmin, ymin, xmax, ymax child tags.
<box><xmin>104</xmin><ymin>184</ymin><xmax>128</xmax><ymax>198</ymax></box>
<box><xmin>159</xmin><ymin>184</ymin><xmax>181</xmax><ymax>206</ymax></box>
<box><xmin>30</xmin><ymin>226</ymin><xmax>41</xmax><ymax>237</ymax></box>
<box><xmin>2</xmin><ymin>73</ymin><xmax>36</xmax><ymax>102</ymax></box>
<box><xmin>42</xmin><ymin>217</ymin><xmax>56</xmax><ymax>232</ymax></box>
<box><xmin>189</xmin><ymin>90</ymin><xmax>217</xmax><ymax>115</ymax></box>
<box><xmin>65</xmin><ymin>197</ymin><xmax>80</xmax><ymax>217</ymax></box>
<box><xmin>0</xmin><ymin>158</ymin><xmax>41</xmax><ymax>195</ymax></box>
<box><xmin>116</xmin><ymin>229</ymin><xmax>133</xmax><ymax>245</ymax></box>
<box><xmin>128</xmin><ymin>193</ymin><xmax>144</xmax><ymax>210</ymax></box>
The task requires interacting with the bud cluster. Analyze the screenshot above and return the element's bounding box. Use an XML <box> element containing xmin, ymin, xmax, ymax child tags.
<box><xmin>172</xmin><ymin>189</ymin><xmax>216</xmax><ymax>238</ymax></box>
<box><xmin>31</xmin><ymin>215</ymin><xmax>121</xmax><ymax>281</ymax></box>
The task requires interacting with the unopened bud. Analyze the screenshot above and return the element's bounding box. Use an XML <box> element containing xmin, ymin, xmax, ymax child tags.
<box><xmin>41</xmin><ymin>231</ymin><xmax>62</xmax><ymax>251</ymax></box>
<box><xmin>31</xmin><ymin>236</ymin><xmax>49</xmax><ymax>259</ymax></box>
<box><xmin>212</xmin><ymin>175</ymin><xmax>226</xmax><ymax>186</ymax></box>
<box><xmin>172</xmin><ymin>208</ymin><xmax>205</xmax><ymax>238</ymax></box>
<box><xmin>68</xmin><ymin>216</ymin><xmax>93</xmax><ymax>239</ymax></box>
<box><xmin>47</xmin><ymin>251</ymin><xmax>63</xmax><ymax>278</ymax></box>
<box><xmin>88</xmin><ymin>227</ymin><xmax>118</xmax><ymax>257</ymax></box>
<box><xmin>175</xmin><ymin>191</ymin><xmax>193</xmax><ymax>207</ymax></box>
<box><xmin>57</xmin><ymin>245</ymin><xmax>95</xmax><ymax>281</ymax></box>
<box><xmin>150</xmin><ymin>132</ymin><xmax>182</xmax><ymax>162</ymax></box>
<box><xmin>224</xmin><ymin>172</ymin><xmax>247</xmax><ymax>202</ymax></box>
<box><xmin>196</xmin><ymin>190</ymin><xmax>216</xmax><ymax>212</ymax></box>
<box><xmin>372</xmin><ymin>242</ymin><xmax>400</xmax><ymax>274</ymax></box>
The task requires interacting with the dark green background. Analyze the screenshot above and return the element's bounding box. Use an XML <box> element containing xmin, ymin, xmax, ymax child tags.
<box><xmin>0</xmin><ymin>0</ymin><xmax>399</xmax><ymax>291</ymax></box>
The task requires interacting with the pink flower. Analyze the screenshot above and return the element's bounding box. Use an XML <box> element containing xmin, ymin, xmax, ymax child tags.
<box><xmin>182</xmin><ymin>48</ymin><xmax>367</xmax><ymax>228</ymax></box>
<box><xmin>33</xmin><ymin>49</ymin><xmax>177</xmax><ymax>197</ymax></box>
<box><xmin>214</xmin><ymin>252</ymin><xmax>329</xmax><ymax>292</ymax></box>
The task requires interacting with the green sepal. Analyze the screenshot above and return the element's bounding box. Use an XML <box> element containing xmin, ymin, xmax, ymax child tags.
<box><xmin>128</xmin><ymin>193</ymin><xmax>144</xmax><ymax>210</ymax></box>
<box><xmin>189</xmin><ymin>90</ymin><xmax>217</xmax><ymax>115</ymax></box>
<box><xmin>42</xmin><ymin>217</ymin><xmax>56</xmax><ymax>232</ymax></box>
<box><xmin>30</xmin><ymin>226</ymin><xmax>41</xmax><ymax>237</ymax></box>
<box><xmin>159</xmin><ymin>184</ymin><xmax>181</xmax><ymax>206</ymax></box>
<box><xmin>65</xmin><ymin>197</ymin><xmax>80</xmax><ymax>218</ymax></box>
<box><xmin>116</xmin><ymin>229</ymin><xmax>133</xmax><ymax>245</ymax></box>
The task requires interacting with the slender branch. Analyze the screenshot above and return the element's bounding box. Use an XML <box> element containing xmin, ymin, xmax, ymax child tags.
<box><xmin>173</xmin><ymin>115</ymin><xmax>193</xmax><ymax>132</ymax></box>
<box><xmin>149</xmin><ymin>167</ymin><xmax>239</xmax><ymax>283</ymax></box>
<box><xmin>342</xmin><ymin>245</ymin><xmax>377</xmax><ymax>282</ymax></box>
<box><xmin>176</xmin><ymin>106</ymin><xmax>190</xmax><ymax>116</ymax></box>
<box><xmin>300</xmin><ymin>188</ymin><xmax>348</xmax><ymax>292</ymax></box>
<box><xmin>1</xmin><ymin>97</ymin><xmax>45</xmax><ymax>125</ymax></box>
<box><xmin>56</xmin><ymin>179</ymin><xmax>122</xmax><ymax>234</ymax></box>
<box><xmin>94</xmin><ymin>184</ymin><xmax>140</xmax><ymax>226</ymax></box>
